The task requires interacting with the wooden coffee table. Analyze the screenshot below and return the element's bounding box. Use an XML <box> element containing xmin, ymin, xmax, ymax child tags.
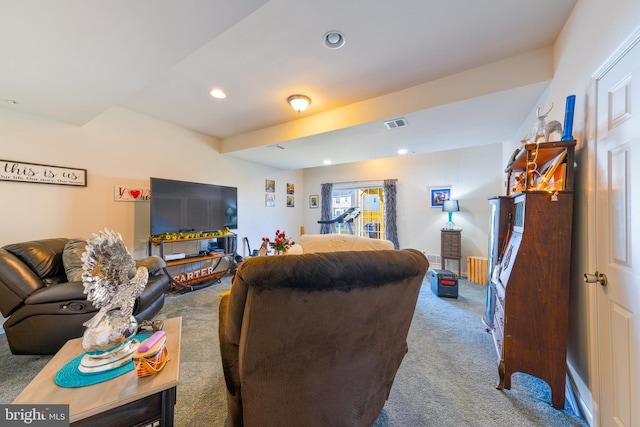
<box><xmin>14</xmin><ymin>317</ymin><xmax>182</xmax><ymax>426</ymax></box>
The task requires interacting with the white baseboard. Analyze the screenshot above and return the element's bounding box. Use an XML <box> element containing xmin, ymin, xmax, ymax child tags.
<box><xmin>567</xmin><ymin>361</ymin><xmax>594</xmax><ymax>426</ymax></box>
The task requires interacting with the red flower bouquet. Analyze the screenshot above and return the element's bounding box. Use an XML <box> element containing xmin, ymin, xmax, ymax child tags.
<box><xmin>262</xmin><ymin>230</ymin><xmax>295</xmax><ymax>254</ymax></box>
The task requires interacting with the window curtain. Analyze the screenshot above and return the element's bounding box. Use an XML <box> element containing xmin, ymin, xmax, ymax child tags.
<box><xmin>384</xmin><ymin>179</ymin><xmax>399</xmax><ymax>249</ymax></box>
<box><xmin>320</xmin><ymin>183</ymin><xmax>333</xmax><ymax>234</ymax></box>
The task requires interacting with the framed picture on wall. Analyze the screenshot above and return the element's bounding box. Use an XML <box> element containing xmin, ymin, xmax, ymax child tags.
<box><xmin>429</xmin><ymin>186</ymin><xmax>451</xmax><ymax>208</ymax></box>
<box><xmin>265</xmin><ymin>194</ymin><xmax>275</xmax><ymax>207</ymax></box>
<box><xmin>287</xmin><ymin>196</ymin><xmax>294</xmax><ymax>207</ymax></box>
<box><xmin>265</xmin><ymin>179</ymin><xmax>275</xmax><ymax>193</ymax></box>
<box><xmin>309</xmin><ymin>195</ymin><xmax>319</xmax><ymax>208</ymax></box>
<box><xmin>0</xmin><ymin>159</ymin><xmax>87</xmax><ymax>187</ymax></box>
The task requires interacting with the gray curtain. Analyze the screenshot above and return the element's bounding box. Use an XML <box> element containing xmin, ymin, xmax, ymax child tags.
<box><xmin>320</xmin><ymin>183</ymin><xmax>333</xmax><ymax>234</ymax></box>
<box><xmin>384</xmin><ymin>179</ymin><xmax>399</xmax><ymax>249</ymax></box>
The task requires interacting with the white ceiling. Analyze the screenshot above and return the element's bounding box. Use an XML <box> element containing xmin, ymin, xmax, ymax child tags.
<box><xmin>1</xmin><ymin>0</ymin><xmax>577</xmax><ymax>169</ymax></box>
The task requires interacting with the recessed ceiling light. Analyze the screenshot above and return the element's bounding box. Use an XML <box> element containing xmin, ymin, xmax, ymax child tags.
<box><xmin>210</xmin><ymin>89</ymin><xmax>226</xmax><ymax>99</ymax></box>
<box><xmin>323</xmin><ymin>31</ymin><xmax>345</xmax><ymax>49</ymax></box>
<box><xmin>323</xmin><ymin>160</ymin><xmax>332</xmax><ymax>165</ymax></box>
<box><xmin>398</xmin><ymin>149</ymin><xmax>408</xmax><ymax>155</ymax></box>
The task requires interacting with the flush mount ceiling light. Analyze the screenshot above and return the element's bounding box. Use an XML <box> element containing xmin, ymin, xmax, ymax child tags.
<box><xmin>323</xmin><ymin>31</ymin><xmax>345</xmax><ymax>49</ymax></box>
<box><xmin>287</xmin><ymin>95</ymin><xmax>311</xmax><ymax>113</ymax></box>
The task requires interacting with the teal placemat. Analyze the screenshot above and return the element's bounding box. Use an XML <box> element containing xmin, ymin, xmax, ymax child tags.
<box><xmin>55</xmin><ymin>333</ymin><xmax>151</xmax><ymax>388</ymax></box>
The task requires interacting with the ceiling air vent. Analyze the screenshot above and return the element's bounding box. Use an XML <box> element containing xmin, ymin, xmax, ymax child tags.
<box><xmin>384</xmin><ymin>118</ymin><xmax>408</xmax><ymax>129</ymax></box>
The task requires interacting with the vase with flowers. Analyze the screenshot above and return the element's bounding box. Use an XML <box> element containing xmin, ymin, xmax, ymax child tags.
<box><xmin>262</xmin><ymin>230</ymin><xmax>295</xmax><ymax>255</ymax></box>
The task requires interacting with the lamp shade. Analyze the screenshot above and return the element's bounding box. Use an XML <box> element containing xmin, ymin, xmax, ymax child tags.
<box><xmin>442</xmin><ymin>199</ymin><xmax>460</xmax><ymax>230</ymax></box>
<box><xmin>442</xmin><ymin>200</ymin><xmax>460</xmax><ymax>213</ymax></box>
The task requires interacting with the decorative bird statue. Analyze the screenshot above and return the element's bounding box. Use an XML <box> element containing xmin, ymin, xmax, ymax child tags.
<box><xmin>80</xmin><ymin>228</ymin><xmax>148</xmax><ymax>358</ymax></box>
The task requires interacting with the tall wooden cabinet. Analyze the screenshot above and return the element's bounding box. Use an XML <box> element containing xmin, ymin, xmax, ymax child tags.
<box><xmin>485</xmin><ymin>140</ymin><xmax>576</xmax><ymax>409</ymax></box>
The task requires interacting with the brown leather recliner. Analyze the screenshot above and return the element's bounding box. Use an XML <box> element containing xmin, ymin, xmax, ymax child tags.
<box><xmin>218</xmin><ymin>249</ymin><xmax>429</xmax><ymax>427</ymax></box>
<box><xmin>0</xmin><ymin>238</ymin><xmax>170</xmax><ymax>355</ymax></box>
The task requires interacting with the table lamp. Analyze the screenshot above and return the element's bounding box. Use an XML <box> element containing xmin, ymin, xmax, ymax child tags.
<box><xmin>442</xmin><ymin>199</ymin><xmax>460</xmax><ymax>230</ymax></box>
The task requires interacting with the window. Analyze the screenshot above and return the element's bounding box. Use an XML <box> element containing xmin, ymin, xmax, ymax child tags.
<box><xmin>331</xmin><ymin>185</ymin><xmax>385</xmax><ymax>238</ymax></box>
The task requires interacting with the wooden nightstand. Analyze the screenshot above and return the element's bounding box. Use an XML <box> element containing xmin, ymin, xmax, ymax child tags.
<box><xmin>441</xmin><ymin>229</ymin><xmax>461</xmax><ymax>277</ymax></box>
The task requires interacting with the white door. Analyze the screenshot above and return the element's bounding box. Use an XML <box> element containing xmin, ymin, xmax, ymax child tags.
<box><xmin>594</xmin><ymin>35</ymin><xmax>640</xmax><ymax>426</ymax></box>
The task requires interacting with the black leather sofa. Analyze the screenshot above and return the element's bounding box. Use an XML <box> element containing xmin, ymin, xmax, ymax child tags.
<box><xmin>0</xmin><ymin>238</ymin><xmax>170</xmax><ymax>355</ymax></box>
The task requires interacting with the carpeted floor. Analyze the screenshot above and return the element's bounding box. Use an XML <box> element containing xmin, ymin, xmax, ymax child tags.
<box><xmin>1</xmin><ymin>274</ymin><xmax>587</xmax><ymax>426</ymax></box>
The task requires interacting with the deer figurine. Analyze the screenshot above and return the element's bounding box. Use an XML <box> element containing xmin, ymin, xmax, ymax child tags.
<box><xmin>532</xmin><ymin>104</ymin><xmax>553</xmax><ymax>142</ymax></box>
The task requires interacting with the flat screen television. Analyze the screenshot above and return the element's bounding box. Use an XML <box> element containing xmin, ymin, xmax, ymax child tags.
<box><xmin>150</xmin><ymin>177</ymin><xmax>237</xmax><ymax>235</ymax></box>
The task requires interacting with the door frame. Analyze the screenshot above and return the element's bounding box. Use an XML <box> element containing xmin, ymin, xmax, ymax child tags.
<box><xmin>587</xmin><ymin>25</ymin><xmax>640</xmax><ymax>426</ymax></box>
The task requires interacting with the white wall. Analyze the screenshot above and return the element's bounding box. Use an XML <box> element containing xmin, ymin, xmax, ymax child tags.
<box><xmin>1</xmin><ymin>106</ymin><xmax>306</xmax><ymax>329</ymax></box>
<box><xmin>504</xmin><ymin>1</ymin><xmax>640</xmax><ymax>422</ymax></box>
<box><xmin>302</xmin><ymin>143</ymin><xmax>503</xmax><ymax>272</ymax></box>
<box><xmin>0</xmin><ymin>106</ymin><xmax>304</xmax><ymax>257</ymax></box>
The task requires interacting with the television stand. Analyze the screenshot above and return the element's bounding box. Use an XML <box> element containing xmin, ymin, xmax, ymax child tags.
<box><xmin>148</xmin><ymin>233</ymin><xmax>237</xmax><ymax>291</ymax></box>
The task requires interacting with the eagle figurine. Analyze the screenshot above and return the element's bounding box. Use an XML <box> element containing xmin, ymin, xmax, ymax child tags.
<box><xmin>80</xmin><ymin>228</ymin><xmax>149</xmax><ymax>352</ymax></box>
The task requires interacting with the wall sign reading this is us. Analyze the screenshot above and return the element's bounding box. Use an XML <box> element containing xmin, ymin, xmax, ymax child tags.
<box><xmin>0</xmin><ymin>159</ymin><xmax>87</xmax><ymax>186</ymax></box>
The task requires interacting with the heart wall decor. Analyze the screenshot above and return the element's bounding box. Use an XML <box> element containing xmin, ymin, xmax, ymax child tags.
<box><xmin>114</xmin><ymin>186</ymin><xmax>151</xmax><ymax>202</ymax></box>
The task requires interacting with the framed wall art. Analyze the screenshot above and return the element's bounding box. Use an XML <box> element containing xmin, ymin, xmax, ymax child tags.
<box><xmin>1</xmin><ymin>159</ymin><xmax>87</xmax><ymax>187</ymax></box>
<box><xmin>429</xmin><ymin>186</ymin><xmax>451</xmax><ymax>208</ymax></box>
<box><xmin>114</xmin><ymin>186</ymin><xmax>150</xmax><ymax>202</ymax></box>
<box><xmin>265</xmin><ymin>194</ymin><xmax>275</xmax><ymax>207</ymax></box>
<box><xmin>309</xmin><ymin>195</ymin><xmax>319</xmax><ymax>208</ymax></box>
<box><xmin>265</xmin><ymin>179</ymin><xmax>275</xmax><ymax>193</ymax></box>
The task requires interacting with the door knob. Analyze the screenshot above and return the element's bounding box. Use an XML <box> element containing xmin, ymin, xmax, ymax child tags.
<box><xmin>584</xmin><ymin>271</ymin><xmax>608</xmax><ymax>287</ymax></box>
